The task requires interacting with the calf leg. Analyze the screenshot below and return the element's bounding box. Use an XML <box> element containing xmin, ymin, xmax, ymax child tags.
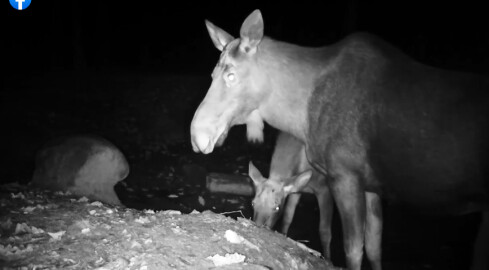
<box><xmin>281</xmin><ymin>193</ymin><xmax>301</xmax><ymax>234</ymax></box>
<box><xmin>471</xmin><ymin>211</ymin><xmax>489</xmax><ymax>270</ymax></box>
<box><xmin>365</xmin><ymin>192</ymin><xmax>383</xmax><ymax>270</ymax></box>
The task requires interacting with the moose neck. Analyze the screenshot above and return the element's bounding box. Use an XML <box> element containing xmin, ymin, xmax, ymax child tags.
<box><xmin>255</xmin><ymin>37</ymin><xmax>336</xmax><ymax>143</ymax></box>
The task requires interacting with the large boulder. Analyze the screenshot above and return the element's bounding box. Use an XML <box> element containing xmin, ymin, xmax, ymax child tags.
<box><xmin>31</xmin><ymin>135</ymin><xmax>129</xmax><ymax>205</ymax></box>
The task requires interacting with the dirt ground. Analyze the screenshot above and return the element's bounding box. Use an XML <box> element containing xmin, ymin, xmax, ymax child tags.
<box><xmin>0</xmin><ymin>183</ymin><xmax>336</xmax><ymax>270</ymax></box>
<box><xmin>1</xmin><ymin>70</ymin><xmax>482</xmax><ymax>269</ymax></box>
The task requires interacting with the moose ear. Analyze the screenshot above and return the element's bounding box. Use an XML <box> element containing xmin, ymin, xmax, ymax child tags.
<box><xmin>249</xmin><ymin>161</ymin><xmax>265</xmax><ymax>184</ymax></box>
<box><xmin>239</xmin><ymin>9</ymin><xmax>264</xmax><ymax>55</ymax></box>
<box><xmin>283</xmin><ymin>170</ymin><xmax>313</xmax><ymax>194</ymax></box>
<box><xmin>205</xmin><ymin>20</ymin><xmax>234</xmax><ymax>51</ymax></box>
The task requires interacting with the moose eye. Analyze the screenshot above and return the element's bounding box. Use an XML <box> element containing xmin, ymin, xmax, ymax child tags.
<box><xmin>251</xmin><ymin>201</ymin><xmax>255</xmax><ymax>207</ymax></box>
<box><xmin>274</xmin><ymin>206</ymin><xmax>280</xmax><ymax>212</ymax></box>
<box><xmin>227</xmin><ymin>73</ymin><xmax>236</xmax><ymax>81</ymax></box>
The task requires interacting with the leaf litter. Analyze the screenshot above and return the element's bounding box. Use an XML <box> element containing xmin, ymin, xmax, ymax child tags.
<box><xmin>0</xmin><ymin>185</ymin><xmax>339</xmax><ymax>270</ymax></box>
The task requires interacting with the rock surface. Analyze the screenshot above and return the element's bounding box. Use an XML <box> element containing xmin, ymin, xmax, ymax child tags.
<box><xmin>31</xmin><ymin>136</ymin><xmax>129</xmax><ymax>205</ymax></box>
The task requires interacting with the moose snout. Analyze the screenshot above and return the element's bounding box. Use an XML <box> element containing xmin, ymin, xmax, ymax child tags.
<box><xmin>190</xmin><ymin>130</ymin><xmax>213</xmax><ymax>154</ymax></box>
<box><xmin>190</xmin><ymin>101</ymin><xmax>230</xmax><ymax>154</ymax></box>
<box><xmin>190</xmin><ymin>108</ymin><xmax>217</xmax><ymax>154</ymax></box>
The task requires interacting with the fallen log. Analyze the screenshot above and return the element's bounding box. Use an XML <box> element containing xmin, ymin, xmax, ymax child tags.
<box><xmin>206</xmin><ymin>173</ymin><xmax>254</xmax><ymax>196</ymax></box>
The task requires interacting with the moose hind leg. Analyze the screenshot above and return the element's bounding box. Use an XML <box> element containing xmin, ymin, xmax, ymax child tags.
<box><xmin>471</xmin><ymin>211</ymin><xmax>489</xmax><ymax>270</ymax></box>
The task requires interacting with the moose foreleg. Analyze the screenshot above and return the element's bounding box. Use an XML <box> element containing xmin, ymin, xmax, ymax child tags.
<box><xmin>330</xmin><ymin>174</ymin><xmax>366</xmax><ymax>270</ymax></box>
<box><xmin>316</xmin><ymin>183</ymin><xmax>334</xmax><ymax>260</ymax></box>
<box><xmin>471</xmin><ymin>211</ymin><xmax>489</xmax><ymax>270</ymax></box>
<box><xmin>365</xmin><ymin>192</ymin><xmax>383</xmax><ymax>270</ymax></box>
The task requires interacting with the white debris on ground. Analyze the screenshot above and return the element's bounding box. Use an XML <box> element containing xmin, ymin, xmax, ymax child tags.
<box><xmin>225</xmin><ymin>230</ymin><xmax>260</xmax><ymax>251</ymax></box>
<box><xmin>207</xmin><ymin>252</ymin><xmax>246</xmax><ymax>266</ymax></box>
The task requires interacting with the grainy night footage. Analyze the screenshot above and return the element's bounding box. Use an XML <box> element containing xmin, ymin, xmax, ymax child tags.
<box><xmin>3</xmin><ymin>1</ymin><xmax>488</xmax><ymax>269</ymax></box>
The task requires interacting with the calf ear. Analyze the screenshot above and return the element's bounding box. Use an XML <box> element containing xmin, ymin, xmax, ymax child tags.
<box><xmin>284</xmin><ymin>170</ymin><xmax>312</xmax><ymax>194</ymax></box>
<box><xmin>249</xmin><ymin>161</ymin><xmax>265</xmax><ymax>184</ymax></box>
<box><xmin>239</xmin><ymin>9</ymin><xmax>264</xmax><ymax>55</ymax></box>
<box><xmin>205</xmin><ymin>20</ymin><xmax>234</xmax><ymax>51</ymax></box>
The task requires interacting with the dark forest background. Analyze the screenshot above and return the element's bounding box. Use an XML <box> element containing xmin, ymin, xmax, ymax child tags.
<box><xmin>3</xmin><ymin>0</ymin><xmax>489</xmax><ymax>186</ymax></box>
<box><xmin>6</xmin><ymin>0</ymin><xmax>489</xmax><ymax>74</ymax></box>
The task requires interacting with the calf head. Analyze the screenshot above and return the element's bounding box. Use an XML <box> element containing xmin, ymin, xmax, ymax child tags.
<box><xmin>249</xmin><ymin>161</ymin><xmax>312</xmax><ymax>229</ymax></box>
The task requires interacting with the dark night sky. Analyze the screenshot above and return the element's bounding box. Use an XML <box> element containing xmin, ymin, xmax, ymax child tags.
<box><xmin>5</xmin><ymin>0</ymin><xmax>489</xmax><ymax>74</ymax></box>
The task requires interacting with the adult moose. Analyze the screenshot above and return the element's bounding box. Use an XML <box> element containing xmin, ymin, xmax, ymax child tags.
<box><xmin>190</xmin><ymin>9</ymin><xmax>489</xmax><ymax>270</ymax></box>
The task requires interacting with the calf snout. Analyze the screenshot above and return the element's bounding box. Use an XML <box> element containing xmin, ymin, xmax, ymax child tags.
<box><xmin>253</xmin><ymin>211</ymin><xmax>276</xmax><ymax>229</ymax></box>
